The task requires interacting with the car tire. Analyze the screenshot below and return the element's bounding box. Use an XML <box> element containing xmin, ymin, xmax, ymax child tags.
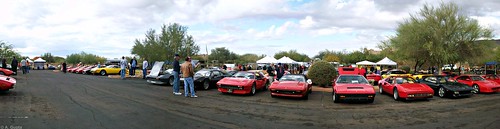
<box><xmin>472</xmin><ymin>84</ymin><xmax>480</xmax><ymax>94</ymax></box>
<box><xmin>438</xmin><ymin>87</ymin><xmax>446</xmax><ymax>98</ymax></box>
<box><xmin>250</xmin><ymin>83</ymin><xmax>256</xmax><ymax>96</ymax></box>
<box><xmin>263</xmin><ymin>82</ymin><xmax>269</xmax><ymax>91</ymax></box>
<box><xmin>379</xmin><ymin>85</ymin><xmax>384</xmax><ymax>94</ymax></box>
<box><xmin>393</xmin><ymin>88</ymin><xmax>400</xmax><ymax>101</ymax></box>
<box><xmin>332</xmin><ymin>92</ymin><xmax>340</xmax><ymax>103</ymax></box>
<box><xmin>100</xmin><ymin>70</ymin><xmax>107</xmax><ymax>76</ymax></box>
<box><xmin>203</xmin><ymin>79</ymin><xmax>210</xmax><ymax>90</ymax></box>
<box><xmin>168</xmin><ymin>77</ymin><xmax>174</xmax><ymax>86</ymax></box>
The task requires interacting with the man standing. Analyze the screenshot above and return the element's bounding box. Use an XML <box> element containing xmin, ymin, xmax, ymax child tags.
<box><xmin>1</xmin><ymin>58</ymin><xmax>6</xmax><ymax>69</ymax></box>
<box><xmin>142</xmin><ymin>59</ymin><xmax>148</xmax><ymax>79</ymax></box>
<box><xmin>120</xmin><ymin>56</ymin><xmax>127</xmax><ymax>79</ymax></box>
<box><xmin>267</xmin><ymin>64</ymin><xmax>275</xmax><ymax>83</ymax></box>
<box><xmin>172</xmin><ymin>54</ymin><xmax>182</xmax><ymax>95</ymax></box>
<box><xmin>11</xmin><ymin>57</ymin><xmax>18</xmax><ymax>75</ymax></box>
<box><xmin>181</xmin><ymin>56</ymin><xmax>197</xmax><ymax>98</ymax></box>
<box><xmin>130</xmin><ymin>57</ymin><xmax>137</xmax><ymax>77</ymax></box>
<box><xmin>62</xmin><ymin>62</ymin><xmax>67</xmax><ymax>73</ymax></box>
<box><xmin>20</xmin><ymin>58</ymin><xmax>27</xmax><ymax>74</ymax></box>
<box><xmin>276</xmin><ymin>63</ymin><xmax>285</xmax><ymax>80</ymax></box>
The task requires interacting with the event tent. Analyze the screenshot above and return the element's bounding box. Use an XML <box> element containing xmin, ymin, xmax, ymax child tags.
<box><xmin>34</xmin><ymin>58</ymin><xmax>46</xmax><ymax>70</ymax></box>
<box><xmin>376</xmin><ymin>57</ymin><xmax>397</xmax><ymax>65</ymax></box>
<box><xmin>356</xmin><ymin>60</ymin><xmax>376</xmax><ymax>65</ymax></box>
<box><xmin>256</xmin><ymin>56</ymin><xmax>278</xmax><ymax>64</ymax></box>
<box><xmin>277</xmin><ymin>56</ymin><xmax>296</xmax><ymax>63</ymax></box>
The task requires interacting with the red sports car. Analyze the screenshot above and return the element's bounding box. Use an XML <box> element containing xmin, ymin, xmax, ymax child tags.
<box><xmin>217</xmin><ymin>71</ymin><xmax>268</xmax><ymax>95</ymax></box>
<box><xmin>76</xmin><ymin>66</ymin><xmax>95</xmax><ymax>74</ymax></box>
<box><xmin>68</xmin><ymin>66</ymin><xmax>82</xmax><ymax>73</ymax></box>
<box><xmin>454</xmin><ymin>75</ymin><xmax>500</xmax><ymax>93</ymax></box>
<box><xmin>0</xmin><ymin>75</ymin><xmax>16</xmax><ymax>91</ymax></box>
<box><xmin>482</xmin><ymin>74</ymin><xmax>500</xmax><ymax>85</ymax></box>
<box><xmin>379</xmin><ymin>76</ymin><xmax>434</xmax><ymax>101</ymax></box>
<box><xmin>332</xmin><ymin>75</ymin><xmax>376</xmax><ymax>103</ymax></box>
<box><xmin>269</xmin><ymin>74</ymin><xmax>312</xmax><ymax>99</ymax></box>
<box><xmin>0</xmin><ymin>68</ymin><xmax>14</xmax><ymax>76</ymax></box>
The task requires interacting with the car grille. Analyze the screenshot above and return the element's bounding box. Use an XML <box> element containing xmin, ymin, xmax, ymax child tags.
<box><xmin>273</xmin><ymin>90</ymin><xmax>301</xmax><ymax>94</ymax></box>
<box><xmin>347</xmin><ymin>87</ymin><xmax>364</xmax><ymax>89</ymax></box>
<box><xmin>459</xmin><ymin>91</ymin><xmax>471</xmax><ymax>94</ymax></box>
<box><xmin>413</xmin><ymin>94</ymin><xmax>429</xmax><ymax>97</ymax></box>
<box><xmin>220</xmin><ymin>85</ymin><xmax>243</xmax><ymax>90</ymax></box>
<box><xmin>339</xmin><ymin>94</ymin><xmax>373</xmax><ymax>100</ymax></box>
<box><xmin>493</xmin><ymin>87</ymin><xmax>500</xmax><ymax>91</ymax></box>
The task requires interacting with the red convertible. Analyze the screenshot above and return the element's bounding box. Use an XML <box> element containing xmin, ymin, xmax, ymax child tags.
<box><xmin>0</xmin><ymin>75</ymin><xmax>16</xmax><ymax>91</ymax></box>
<box><xmin>217</xmin><ymin>71</ymin><xmax>268</xmax><ymax>95</ymax></box>
<box><xmin>454</xmin><ymin>75</ymin><xmax>500</xmax><ymax>93</ymax></box>
<box><xmin>269</xmin><ymin>74</ymin><xmax>312</xmax><ymax>99</ymax></box>
<box><xmin>0</xmin><ymin>68</ymin><xmax>14</xmax><ymax>76</ymax></box>
<box><xmin>332</xmin><ymin>75</ymin><xmax>376</xmax><ymax>103</ymax></box>
<box><xmin>379</xmin><ymin>76</ymin><xmax>434</xmax><ymax>101</ymax></box>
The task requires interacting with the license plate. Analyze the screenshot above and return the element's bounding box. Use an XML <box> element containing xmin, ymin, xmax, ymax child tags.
<box><xmin>227</xmin><ymin>89</ymin><xmax>233</xmax><ymax>93</ymax></box>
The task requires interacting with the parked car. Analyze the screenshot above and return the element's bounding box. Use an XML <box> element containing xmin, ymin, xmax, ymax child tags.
<box><xmin>379</xmin><ymin>76</ymin><xmax>434</xmax><ymax>101</ymax></box>
<box><xmin>93</xmin><ymin>65</ymin><xmax>125</xmax><ymax>76</ymax></box>
<box><xmin>81</xmin><ymin>66</ymin><xmax>96</xmax><ymax>74</ymax></box>
<box><xmin>47</xmin><ymin>65</ymin><xmax>56</xmax><ymax>70</ymax></box>
<box><xmin>381</xmin><ymin>69</ymin><xmax>411</xmax><ymax>79</ymax></box>
<box><xmin>146</xmin><ymin>69</ymin><xmax>176</xmax><ymax>86</ymax></box>
<box><xmin>454</xmin><ymin>75</ymin><xmax>500</xmax><ymax>93</ymax></box>
<box><xmin>482</xmin><ymin>74</ymin><xmax>500</xmax><ymax>84</ymax></box>
<box><xmin>269</xmin><ymin>74</ymin><xmax>312</xmax><ymax>99</ymax></box>
<box><xmin>366</xmin><ymin>73</ymin><xmax>382</xmax><ymax>85</ymax></box>
<box><xmin>194</xmin><ymin>69</ymin><xmax>228</xmax><ymax>90</ymax></box>
<box><xmin>419</xmin><ymin>75</ymin><xmax>474</xmax><ymax>98</ymax></box>
<box><xmin>217</xmin><ymin>71</ymin><xmax>268</xmax><ymax>95</ymax></box>
<box><xmin>0</xmin><ymin>68</ymin><xmax>14</xmax><ymax>76</ymax></box>
<box><xmin>68</xmin><ymin>66</ymin><xmax>83</xmax><ymax>73</ymax></box>
<box><xmin>76</xmin><ymin>66</ymin><xmax>94</xmax><ymax>74</ymax></box>
<box><xmin>0</xmin><ymin>75</ymin><xmax>16</xmax><ymax>91</ymax></box>
<box><xmin>412</xmin><ymin>72</ymin><xmax>433</xmax><ymax>80</ymax></box>
<box><xmin>332</xmin><ymin>75</ymin><xmax>376</xmax><ymax>103</ymax></box>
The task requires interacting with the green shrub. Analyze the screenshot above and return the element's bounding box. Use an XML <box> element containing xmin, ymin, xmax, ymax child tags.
<box><xmin>307</xmin><ymin>60</ymin><xmax>337</xmax><ymax>87</ymax></box>
<box><xmin>400</xmin><ymin>66</ymin><xmax>410</xmax><ymax>73</ymax></box>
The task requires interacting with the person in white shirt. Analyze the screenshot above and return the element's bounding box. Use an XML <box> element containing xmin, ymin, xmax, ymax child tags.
<box><xmin>120</xmin><ymin>56</ymin><xmax>127</xmax><ymax>79</ymax></box>
<box><xmin>142</xmin><ymin>59</ymin><xmax>148</xmax><ymax>79</ymax></box>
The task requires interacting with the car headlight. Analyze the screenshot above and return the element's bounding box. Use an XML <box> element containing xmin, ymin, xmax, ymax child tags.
<box><xmin>204</xmin><ymin>72</ymin><xmax>211</xmax><ymax>77</ymax></box>
<box><xmin>454</xmin><ymin>91</ymin><xmax>459</xmax><ymax>94</ymax></box>
<box><xmin>408</xmin><ymin>95</ymin><xmax>414</xmax><ymax>97</ymax></box>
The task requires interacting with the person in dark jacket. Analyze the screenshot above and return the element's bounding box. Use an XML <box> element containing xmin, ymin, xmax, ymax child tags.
<box><xmin>129</xmin><ymin>57</ymin><xmax>137</xmax><ymax>77</ymax></box>
<box><xmin>11</xmin><ymin>57</ymin><xmax>18</xmax><ymax>75</ymax></box>
<box><xmin>62</xmin><ymin>62</ymin><xmax>67</xmax><ymax>73</ymax></box>
<box><xmin>267</xmin><ymin>64</ymin><xmax>275</xmax><ymax>83</ymax></box>
<box><xmin>276</xmin><ymin>63</ymin><xmax>285</xmax><ymax>80</ymax></box>
<box><xmin>172</xmin><ymin>54</ymin><xmax>182</xmax><ymax>95</ymax></box>
<box><xmin>1</xmin><ymin>58</ymin><xmax>6</xmax><ymax>69</ymax></box>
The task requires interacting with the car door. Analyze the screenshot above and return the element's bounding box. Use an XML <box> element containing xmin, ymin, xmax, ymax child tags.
<box><xmin>211</xmin><ymin>70</ymin><xmax>224</xmax><ymax>83</ymax></box>
<box><xmin>421</xmin><ymin>76</ymin><xmax>439</xmax><ymax>90</ymax></box>
<box><xmin>254</xmin><ymin>72</ymin><xmax>266</xmax><ymax>89</ymax></box>
<box><xmin>381</xmin><ymin>78</ymin><xmax>393</xmax><ymax>94</ymax></box>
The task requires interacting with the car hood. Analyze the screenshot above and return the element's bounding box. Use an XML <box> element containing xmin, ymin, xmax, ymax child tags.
<box><xmin>218</xmin><ymin>77</ymin><xmax>252</xmax><ymax>85</ymax></box>
<box><xmin>0</xmin><ymin>75</ymin><xmax>16</xmax><ymax>84</ymax></box>
<box><xmin>476</xmin><ymin>80</ymin><xmax>500</xmax><ymax>88</ymax></box>
<box><xmin>442</xmin><ymin>82</ymin><xmax>474</xmax><ymax>91</ymax></box>
<box><xmin>398</xmin><ymin>83</ymin><xmax>433</xmax><ymax>92</ymax></box>
<box><xmin>335</xmin><ymin>83</ymin><xmax>375</xmax><ymax>94</ymax></box>
<box><xmin>270</xmin><ymin>81</ymin><xmax>306</xmax><ymax>90</ymax></box>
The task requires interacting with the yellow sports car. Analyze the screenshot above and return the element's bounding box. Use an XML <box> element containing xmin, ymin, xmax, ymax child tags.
<box><xmin>411</xmin><ymin>72</ymin><xmax>433</xmax><ymax>80</ymax></box>
<box><xmin>381</xmin><ymin>69</ymin><xmax>412</xmax><ymax>79</ymax></box>
<box><xmin>92</xmin><ymin>65</ymin><xmax>128</xmax><ymax>76</ymax></box>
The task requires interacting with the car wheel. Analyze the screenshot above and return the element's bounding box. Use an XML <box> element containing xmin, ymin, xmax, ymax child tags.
<box><xmin>472</xmin><ymin>84</ymin><xmax>480</xmax><ymax>94</ymax></box>
<box><xmin>263</xmin><ymin>82</ymin><xmax>269</xmax><ymax>91</ymax></box>
<box><xmin>168</xmin><ymin>77</ymin><xmax>174</xmax><ymax>86</ymax></box>
<box><xmin>203</xmin><ymin>79</ymin><xmax>210</xmax><ymax>90</ymax></box>
<box><xmin>250</xmin><ymin>83</ymin><xmax>256</xmax><ymax>96</ymax></box>
<box><xmin>379</xmin><ymin>85</ymin><xmax>384</xmax><ymax>94</ymax></box>
<box><xmin>438</xmin><ymin>87</ymin><xmax>446</xmax><ymax>98</ymax></box>
<box><xmin>393</xmin><ymin>88</ymin><xmax>400</xmax><ymax>101</ymax></box>
<box><xmin>332</xmin><ymin>92</ymin><xmax>340</xmax><ymax>103</ymax></box>
<box><xmin>100</xmin><ymin>70</ymin><xmax>107</xmax><ymax>76</ymax></box>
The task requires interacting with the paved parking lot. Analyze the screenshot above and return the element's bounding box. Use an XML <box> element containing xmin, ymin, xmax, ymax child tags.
<box><xmin>0</xmin><ymin>70</ymin><xmax>499</xmax><ymax>129</ymax></box>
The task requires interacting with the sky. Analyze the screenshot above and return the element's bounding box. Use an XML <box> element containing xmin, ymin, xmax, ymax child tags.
<box><xmin>1</xmin><ymin>0</ymin><xmax>499</xmax><ymax>59</ymax></box>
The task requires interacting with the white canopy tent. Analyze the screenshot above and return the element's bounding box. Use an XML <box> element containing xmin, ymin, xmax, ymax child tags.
<box><xmin>356</xmin><ymin>60</ymin><xmax>376</xmax><ymax>65</ymax></box>
<box><xmin>34</xmin><ymin>58</ymin><xmax>46</xmax><ymax>70</ymax></box>
<box><xmin>376</xmin><ymin>57</ymin><xmax>397</xmax><ymax>65</ymax></box>
<box><xmin>256</xmin><ymin>56</ymin><xmax>278</xmax><ymax>64</ymax></box>
<box><xmin>277</xmin><ymin>56</ymin><xmax>296</xmax><ymax>63</ymax></box>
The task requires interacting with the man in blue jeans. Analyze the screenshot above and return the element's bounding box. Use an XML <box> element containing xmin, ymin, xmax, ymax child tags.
<box><xmin>120</xmin><ymin>56</ymin><xmax>127</xmax><ymax>79</ymax></box>
<box><xmin>172</xmin><ymin>54</ymin><xmax>182</xmax><ymax>95</ymax></box>
<box><xmin>142</xmin><ymin>59</ymin><xmax>148</xmax><ymax>79</ymax></box>
<box><xmin>181</xmin><ymin>56</ymin><xmax>197</xmax><ymax>98</ymax></box>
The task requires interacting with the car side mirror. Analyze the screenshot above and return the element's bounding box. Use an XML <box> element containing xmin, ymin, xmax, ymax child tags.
<box><xmin>307</xmin><ymin>79</ymin><xmax>312</xmax><ymax>85</ymax></box>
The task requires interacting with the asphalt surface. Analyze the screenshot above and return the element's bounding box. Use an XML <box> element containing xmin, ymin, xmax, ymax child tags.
<box><xmin>0</xmin><ymin>70</ymin><xmax>499</xmax><ymax>129</ymax></box>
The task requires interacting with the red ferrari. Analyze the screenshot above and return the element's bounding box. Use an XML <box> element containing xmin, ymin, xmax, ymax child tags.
<box><xmin>269</xmin><ymin>74</ymin><xmax>312</xmax><ymax>99</ymax></box>
<box><xmin>482</xmin><ymin>74</ymin><xmax>500</xmax><ymax>85</ymax></box>
<box><xmin>217</xmin><ymin>71</ymin><xmax>268</xmax><ymax>95</ymax></box>
<box><xmin>454</xmin><ymin>75</ymin><xmax>500</xmax><ymax>93</ymax></box>
<box><xmin>0</xmin><ymin>75</ymin><xmax>16</xmax><ymax>91</ymax></box>
<box><xmin>379</xmin><ymin>76</ymin><xmax>434</xmax><ymax>101</ymax></box>
<box><xmin>0</xmin><ymin>68</ymin><xmax>14</xmax><ymax>76</ymax></box>
<box><xmin>332</xmin><ymin>75</ymin><xmax>376</xmax><ymax>103</ymax></box>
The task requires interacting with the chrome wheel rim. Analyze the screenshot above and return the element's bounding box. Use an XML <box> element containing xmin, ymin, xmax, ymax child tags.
<box><xmin>203</xmin><ymin>81</ymin><xmax>209</xmax><ymax>90</ymax></box>
<box><xmin>379</xmin><ymin>86</ymin><xmax>383</xmax><ymax>93</ymax></box>
<box><xmin>251</xmin><ymin>85</ymin><xmax>256</xmax><ymax>94</ymax></box>
<box><xmin>472</xmin><ymin>85</ymin><xmax>479</xmax><ymax>94</ymax></box>
<box><xmin>332</xmin><ymin>92</ymin><xmax>336</xmax><ymax>101</ymax></box>
<box><xmin>393</xmin><ymin>90</ymin><xmax>398</xmax><ymax>100</ymax></box>
<box><xmin>438</xmin><ymin>87</ymin><xmax>445</xmax><ymax>97</ymax></box>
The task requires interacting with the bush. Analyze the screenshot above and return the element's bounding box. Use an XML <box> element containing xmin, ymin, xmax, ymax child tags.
<box><xmin>400</xmin><ymin>66</ymin><xmax>411</xmax><ymax>73</ymax></box>
<box><xmin>307</xmin><ymin>60</ymin><xmax>337</xmax><ymax>87</ymax></box>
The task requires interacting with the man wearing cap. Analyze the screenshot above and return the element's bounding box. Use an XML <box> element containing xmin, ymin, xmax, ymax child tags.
<box><xmin>172</xmin><ymin>54</ymin><xmax>182</xmax><ymax>95</ymax></box>
<box><xmin>181</xmin><ymin>56</ymin><xmax>197</xmax><ymax>98</ymax></box>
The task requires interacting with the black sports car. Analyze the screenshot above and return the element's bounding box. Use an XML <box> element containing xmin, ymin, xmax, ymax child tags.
<box><xmin>419</xmin><ymin>75</ymin><xmax>474</xmax><ymax>98</ymax></box>
<box><xmin>147</xmin><ymin>69</ymin><xmax>176</xmax><ymax>86</ymax></box>
<box><xmin>194</xmin><ymin>69</ymin><xmax>228</xmax><ymax>90</ymax></box>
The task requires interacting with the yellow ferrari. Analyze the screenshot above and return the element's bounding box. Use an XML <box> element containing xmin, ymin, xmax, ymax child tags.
<box><xmin>381</xmin><ymin>69</ymin><xmax>412</xmax><ymax>79</ymax></box>
<box><xmin>92</xmin><ymin>65</ymin><xmax>128</xmax><ymax>76</ymax></box>
<box><xmin>411</xmin><ymin>72</ymin><xmax>433</xmax><ymax>80</ymax></box>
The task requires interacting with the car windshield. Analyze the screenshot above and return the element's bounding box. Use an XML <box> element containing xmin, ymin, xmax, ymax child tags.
<box><xmin>394</xmin><ymin>77</ymin><xmax>416</xmax><ymax>84</ymax></box>
<box><xmin>471</xmin><ymin>76</ymin><xmax>485</xmax><ymax>81</ymax></box>
<box><xmin>336</xmin><ymin>75</ymin><xmax>368</xmax><ymax>84</ymax></box>
<box><xmin>390</xmin><ymin>71</ymin><xmax>406</xmax><ymax>74</ymax></box>
<box><xmin>105</xmin><ymin>65</ymin><xmax>115</xmax><ymax>68</ymax></box>
<box><xmin>233</xmin><ymin>72</ymin><xmax>255</xmax><ymax>79</ymax></box>
<box><xmin>279</xmin><ymin>75</ymin><xmax>305</xmax><ymax>82</ymax></box>
<box><xmin>436</xmin><ymin>77</ymin><xmax>450</xmax><ymax>83</ymax></box>
<box><xmin>195</xmin><ymin>70</ymin><xmax>210</xmax><ymax>76</ymax></box>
